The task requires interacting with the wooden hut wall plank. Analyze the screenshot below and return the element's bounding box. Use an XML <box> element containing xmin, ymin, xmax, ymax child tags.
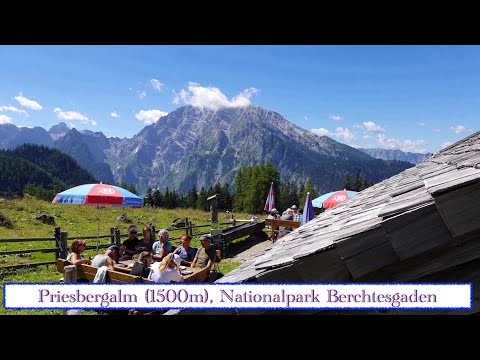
<box><xmin>383</xmin><ymin>205</ymin><xmax>453</xmax><ymax>260</ymax></box>
<box><xmin>343</xmin><ymin>240</ymin><xmax>399</xmax><ymax>279</ymax></box>
<box><xmin>361</xmin><ymin>230</ymin><xmax>480</xmax><ymax>282</ymax></box>
<box><xmin>435</xmin><ymin>182</ymin><xmax>480</xmax><ymax>238</ymax></box>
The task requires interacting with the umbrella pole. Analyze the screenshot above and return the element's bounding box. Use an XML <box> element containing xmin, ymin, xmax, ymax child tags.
<box><xmin>96</xmin><ymin>205</ymin><xmax>100</xmax><ymax>254</ymax></box>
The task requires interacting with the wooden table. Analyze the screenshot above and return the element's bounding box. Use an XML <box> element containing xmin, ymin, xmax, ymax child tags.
<box><xmin>116</xmin><ymin>260</ymin><xmax>209</xmax><ymax>282</ymax></box>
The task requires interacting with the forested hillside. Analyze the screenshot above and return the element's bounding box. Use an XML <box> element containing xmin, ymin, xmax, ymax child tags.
<box><xmin>0</xmin><ymin>144</ymin><xmax>97</xmax><ymax>199</ymax></box>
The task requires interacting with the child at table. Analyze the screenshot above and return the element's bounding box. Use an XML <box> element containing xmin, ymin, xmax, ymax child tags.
<box><xmin>130</xmin><ymin>251</ymin><xmax>152</xmax><ymax>278</ymax></box>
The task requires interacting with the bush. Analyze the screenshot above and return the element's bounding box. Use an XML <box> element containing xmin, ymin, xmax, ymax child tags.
<box><xmin>0</xmin><ymin>211</ymin><xmax>13</xmax><ymax>229</ymax></box>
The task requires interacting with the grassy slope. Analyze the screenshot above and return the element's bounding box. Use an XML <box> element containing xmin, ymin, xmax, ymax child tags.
<box><xmin>0</xmin><ymin>197</ymin><xmax>253</xmax><ymax>315</ymax></box>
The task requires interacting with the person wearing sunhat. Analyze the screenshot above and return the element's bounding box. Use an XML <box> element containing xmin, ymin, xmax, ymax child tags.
<box><xmin>148</xmin><ymin>253</ymin><xmax>184</xmax><ymax>283</ymax></box>
<box><xmin>91</xmin><ymin>245</ymin><xmax>120</xmax><ymax>271</ymax></box>
<box><xmin>191</xmin><ymin>234</ymin><xmax>217</xmax><ymax>281</ymax></box>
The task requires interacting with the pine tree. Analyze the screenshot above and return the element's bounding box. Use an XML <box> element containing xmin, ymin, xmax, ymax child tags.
<box><xmin>343</xmin><ymin>175</ymin><xmax>352</xmax><ymax>190</ymax></box>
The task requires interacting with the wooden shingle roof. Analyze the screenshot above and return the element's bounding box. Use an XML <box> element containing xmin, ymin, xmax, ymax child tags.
<box><xmin>169</xmin><ymin>131</ymin><xmax>480</xmax><ymax>315</ymax></box>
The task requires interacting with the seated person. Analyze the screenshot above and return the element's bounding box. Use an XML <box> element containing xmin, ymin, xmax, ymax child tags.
<box><xmin>278</xmin><ymin>208</ymin><xmax>294</xmax><ymax>238</ymax></box>
<box><xmin>148</xmin><ymin>253</ymin><xmax>184</xmax><ymax>283</ymax></box>
<box><xmin>119</xmin><ymin>225</ymin><xmax>140</xmax><ymax>261</ymax></box>
<box><xmin>136</xmin><ymin>226</ymin><xmax>154</xmax><ymax>253</ymax></box>
<box><xmin>266</xmin><ymin>208</ymin><xmax>280</xmax><ymax>231</ymax></box>
<box><xmin>91</xmin><ymin>245</ymin><xmax>120</xmax><ymax>271</ymax></box>
<box><xmin>173</xmin><ymin>235</ymin><xmax>197</xmax><ymax>266</ymax></box>
<box><xmin>151</xmin><ymin>229</ymin><xmax>172</xmax><ymax>261</ymax></box>
<box><xmin>130</xmin><ymin>251</ymin><xmax>152</xmax><ymax>278</ymax></box>
<box><xmin>66</xmin><ymin>239</ymin><xmax>92</xmax><ymax>266</ymax></box>
<box><xmin>191</xmin><ymin>234</ymin><xmax>217</xmax><ymax>281</ymax></box>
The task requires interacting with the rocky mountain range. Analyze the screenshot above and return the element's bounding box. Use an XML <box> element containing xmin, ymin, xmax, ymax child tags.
<box><xmin>358</xmin><ymin>148</ymin><xmax>431</xmax><ymax>164</ymax></box>
<box><xmin>0</xmin><ymin>106</ymin><xmax>414</xmax><ymax>195</ymax></box>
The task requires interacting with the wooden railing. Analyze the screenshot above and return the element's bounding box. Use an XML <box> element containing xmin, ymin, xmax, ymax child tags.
<box><xmin>264</xmin><ymin>218</ymin><xmax>301</xmax><ymax>243</ymax></box>
<box><xmin>0</xmin><ymin>216</ymin><xmax>249</xmax><ymax>270</ymax></box>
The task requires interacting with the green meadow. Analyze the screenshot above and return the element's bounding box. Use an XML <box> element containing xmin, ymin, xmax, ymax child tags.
<box><xmin>0</xmin><ymin>196</ymin><xmax>255</xmax><ymax>315</ymax></box>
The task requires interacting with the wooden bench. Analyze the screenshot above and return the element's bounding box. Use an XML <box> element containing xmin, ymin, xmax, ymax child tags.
<box><xmin>264</xmin><ymin>219</ymin><xmax>301</xmax><ymax>243</ymax></box>
<box><xmin>56</xmin><ymin>259</ymin><xmax>154</xmax><ymax>283</ymax></box>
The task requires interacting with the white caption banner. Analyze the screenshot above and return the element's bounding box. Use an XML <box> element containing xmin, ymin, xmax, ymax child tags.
<box><xmin>4</xmin><ymin>283</ymin><xmax>471</xmax><ymax>310</ymax></box>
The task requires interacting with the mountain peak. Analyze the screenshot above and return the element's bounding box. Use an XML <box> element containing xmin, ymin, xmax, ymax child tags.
<box><xmin>48</xmin><ymin>122</ymin><xmax>71</xmax><ymax>141</ymax></box>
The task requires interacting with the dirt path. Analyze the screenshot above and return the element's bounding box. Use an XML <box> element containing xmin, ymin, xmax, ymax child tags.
<box><xmin>227</xmin><ymin>234</ymin><xmax>273</xmax><ymax>263</ymax></box>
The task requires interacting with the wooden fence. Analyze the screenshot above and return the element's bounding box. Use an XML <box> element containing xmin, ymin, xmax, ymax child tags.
<box><xmin>0</xmin><ymin>217</ymin><xmax>245</xmax><ymax>271</ymax></box>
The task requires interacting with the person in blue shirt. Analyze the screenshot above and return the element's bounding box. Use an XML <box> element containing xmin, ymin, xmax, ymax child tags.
<box><xmin>151</xmin><ymin>229</ymin><xmax>172</xmax><ymax>261</ymax></box>
<box><xmin>173</xmin><ymin>235</ymin><xmax>197</xmax><ymax>267</ymax></box>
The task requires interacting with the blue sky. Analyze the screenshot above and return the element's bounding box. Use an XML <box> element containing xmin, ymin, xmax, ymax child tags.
<box><xmin>0</xmin><ymin>45</ymin><xmax>478</xmax><ymax>153</ymax></box>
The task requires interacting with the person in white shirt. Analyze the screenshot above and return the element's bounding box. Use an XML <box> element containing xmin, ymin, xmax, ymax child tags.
<box><xmin>148</xmin><ymin>253</ymin><xmax>184</xmax><ymax>283</ymax></box>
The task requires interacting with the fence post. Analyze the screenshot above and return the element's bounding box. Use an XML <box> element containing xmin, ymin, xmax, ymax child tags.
<box><xmin>54</xmin><ymin>227</ymin><xmax>61</xmax><ymax>260</ymax></box>
<box><xmin>189</xmin><ymin>218</ymin><xmax>193</xmax><ymax>237</ymax></box>
<box><xmin>185</xmin><ymin>217</ymin><xmax>189</xmax><ymax>237</ymax></box>
<box><xmin>207</xmin><ymin>194</ymin><xmax>219</xmax><ymax>225</ymax></box>
<box><xmin>64</xmin><ymin>265</ymin><xmax>77</xmax><ymax>283</ymax></box>
<box><xmin>64</xmin><ymin>265</ymin><xmax>83</xmax><ymax>315</ymax></box>
<box><xmin>150</xmin><ymin>223</ymin><xmax>156</xmax><ymax>235</ymax></box>
<box><xmin>110</xmin><ymin>227</ymin><xmax>115</xmax><ymax>244</ymax></box>
<box><xmin>60</xmin><ymin>232</ymin><xmax>68</xmax><ymax>259</ymax></box>
<box><xmin>231</xmin><ymin>213</ymin><xmax>236</xmax><ymax>227</ymax></box>
<box><xmin>115</xmin><ymin>228</ymin><xmax>121</xmax><ymax>247</ymax></box>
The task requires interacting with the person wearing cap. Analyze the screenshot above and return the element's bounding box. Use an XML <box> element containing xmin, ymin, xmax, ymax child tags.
<box><xmin>148</xmin><ymin>253</ymin><xmax>184</xmax><ymax>283</ymax></box>
<box><xmin>173</xmin><ymin>235</ymin><xmax>197</xmax><ymax>267</ymax></box>
<box><xmin>120</xmin><ymin>224</ymin><xmax>140</xmax><ymax>261</ymax></box>
<box><xmin>66</xmin><ymin>239</ymin><xmax>92</xmax><ymax>266</ymax></box>
<box><xmin>91</xmin><ymin>245</ymin><xmax>120</xmax><ymax>271</ymax></box>
<box><xmin>151</xmin><ymin>229</ymin><xmax>172</xmax><ymax>261</ymax></box>
<box><xmin>278</xmin><ymin>208</ymin><xmax>294</xmax><ymax>238</ymax></box>
<box><xmin>191</xmin><ymin>234</ymin><xmax>217</xmax><ymax>281</ymax></box>
<box><xmin>267</xmin><ymin>208</ymin><xmax>279</xmax><ymax>220</ymax></box>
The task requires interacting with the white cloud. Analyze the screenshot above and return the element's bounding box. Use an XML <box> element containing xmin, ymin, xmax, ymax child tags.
<box><xmin>134</xmin><ymin>109</ymin><xmax>168</xmax><ymax>125</ymax></box>
<box><xmin>138</xmin><ymin>90</ymin><xmax>147</xmax><ymax>100</ymax></box>
<box><xmin>441</xmin><ymin>141</ymin><xmax>453</xmax><ymax>149</ymax></box>
<box><xmin>0</xmin><ymin>105</ymin><xmax>29</xmax><ymax>117</ymax></box>
<box><xmin>328</xmin><ymin>115</ymin><xmax>342</xmax><ymax>122</ymax></box>
<box><xmin>363</xmin><ymin>121</ymin><xmax>385</xmax><ymax>133</ymax></box>
<box><xmin>311</xmin><ymin>127</ymin><xmax>357</xmax><ymax>143</ymax></box>
<box><xmin>311</xmin><ymin>128</ymin><xmax>332</xmax><ymax>137</ymax></box>
<box><xmin>173</xmin><ymin>82</ymin><xmax>259</xmax><ymax>110</ymax></box>
<box><xmin>304</xmin><ymin>115</ymin><xmax>309</xmax><ymax>122</ymax></box>
<box><xmin>334</xmin><ymin>127</ymin><xmax>357</xmax><ymax>143</ymax></box>
<box><xmin>352</xmin><ymin>123</ymin><xmax>363</xmax><ymax>129</ymax></box>
<box><xmin>377</xmin><ymin>134</ymin><xmax>427</xmax><ymax>153</ymax></box>
<box><xmin>363</xmin><ymin>134</ymin><xmax>371</xmax><ymax>139</ymax></box>
<box><xmin>432</xmin><ymin>129</ymin><xmax>441</xmax><ymax>133</ymax></box>
<box><xmin>14</xmin><ymin>93</ymin><xmax>43</xmax><ymax>111</ymax></box>
<box><xmin>450</xmin><ymin>125</ymin><xmax>466</xmax><ymax>134</ymax></box>
<box><xmin>110</xmin><ymin>111</ymin><xmax>119</xmax><ymax>118</ymax></box>
<box><xmin>0</xmin><ymin>114</ymin><xmax>12</xmax><ymax>124</ymax></box>
<box><xmin>150</xmin><ymin>79</ymin><xmax>164</xmax><ymax>92</ymax></box>
<box><xmin>417</xmin><ymin>122</ymin><xmax>426</xmax><ymax>127</ymax></box>
<box><xmin>53</xmin><ymin>108</ymin><xmax>97</xmax><ymax>126</ymax></box>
